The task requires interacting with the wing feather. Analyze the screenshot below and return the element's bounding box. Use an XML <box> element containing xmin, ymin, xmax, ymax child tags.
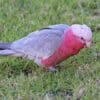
<box><xmin>11</xmin><ymin>24</ymin><xmax>69</xmax><ymax>59</ymax></box>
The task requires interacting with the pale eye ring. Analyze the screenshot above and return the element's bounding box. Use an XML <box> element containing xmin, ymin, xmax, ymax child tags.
<box><xmin>81</xmin><ymin>37</ymin><xmax>84</xmax><ymax>40</ymax></box>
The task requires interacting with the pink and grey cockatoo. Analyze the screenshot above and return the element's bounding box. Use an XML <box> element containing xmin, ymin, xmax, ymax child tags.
<box><xmin>0</xmin><ymin>24</ymin><xmax>92</xmax><ymax>71</ymax></box>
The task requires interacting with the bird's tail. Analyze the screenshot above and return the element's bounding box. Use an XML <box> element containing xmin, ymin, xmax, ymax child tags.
<box><xmin>0</xmin><ymin>42</ymin><xmax>15</xmax><ymax>56</ymax></box>
<box><xmin>0</xmin><ymin>42</ymin><xmax>23</xmax><ymax>57</ymax></box>
<box><xmin>0</xmin><ymin>42</ymin><xmax>12</xmax><ymax>50</ymax></box>
<box><xmin>0</xmin><ymin>50</ymin><xmax>16</xmax><ymax>56</ymax></box>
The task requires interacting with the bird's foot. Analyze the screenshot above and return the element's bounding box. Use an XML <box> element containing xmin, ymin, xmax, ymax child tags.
<box><xmin>47</xmin><ymin>67</ymin><xmax>57</xmax><ymax>72</ymax></box>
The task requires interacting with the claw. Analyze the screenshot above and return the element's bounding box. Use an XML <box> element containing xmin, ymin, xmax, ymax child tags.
<box><xmin>47</xmin><ymin>67</ymin><xmax>57</xmax><ymax>72</ymax></box>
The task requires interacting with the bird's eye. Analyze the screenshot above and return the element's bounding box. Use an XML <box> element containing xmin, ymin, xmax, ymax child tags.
<box><xmin>80</xmin><ymin>37</ymin><xmax>84</xmax><ymax>40</ymax></box>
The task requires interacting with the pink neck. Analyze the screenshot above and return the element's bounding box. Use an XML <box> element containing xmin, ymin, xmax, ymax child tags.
<box><xmin>63</xmin><ymin>29</ymin><xmax>84</xmax><ymax>49</ymax></box>
<box><xmin>41</xmin><ymin>29</ymin><xmax>85</xmax><ymax>68</ymax></box>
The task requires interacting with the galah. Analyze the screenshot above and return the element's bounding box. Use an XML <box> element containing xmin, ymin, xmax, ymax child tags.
<box><xmin>0</xmin><ymin>24</ymin><xmax>92</xmax><ymax>71</ymax></box>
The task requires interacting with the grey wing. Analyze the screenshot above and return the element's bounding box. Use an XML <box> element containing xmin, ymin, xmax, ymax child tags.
<box><xmin>11</xmin><ymin>24</ymin><xmax>69</xmax><ymax>60</ymax></box>
<box><xmin>27</xmin><ymin>24</ymin><xmax>69</xmax><ymax>37</ymax></box>
<box><xmin>48</xmin><ymin>24</ymin><xmax>69</xmax><ymax>32</ymax></box>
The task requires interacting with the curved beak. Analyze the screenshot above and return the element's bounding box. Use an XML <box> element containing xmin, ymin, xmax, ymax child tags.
<box><xmin>85</xmin><ymin>40</ymin><xmax>92</xmax><ymax>48</ymax></box>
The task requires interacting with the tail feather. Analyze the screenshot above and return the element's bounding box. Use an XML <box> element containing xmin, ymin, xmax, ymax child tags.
<box><xmin>0</xmin><ymin>50</ymin><xmax>15</xmax><ymax>56</ymax></box>
<box><xmin>0</xmin><ymin>42</ymin><xmax>12</xmax><ymax>50</ymax></box>
<box><xmin>0</xmin><ymin>42</ymin><xmax>24</xmax><ymax>57</ymax></box>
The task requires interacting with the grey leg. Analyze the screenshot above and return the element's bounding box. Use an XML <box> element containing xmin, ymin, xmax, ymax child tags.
<box><xmin>47</xmin><ymin>66</ymin><xmax>57</xmax><ymax>72</ymax></box>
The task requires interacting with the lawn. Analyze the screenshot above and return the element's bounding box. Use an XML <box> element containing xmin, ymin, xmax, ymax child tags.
<box><xmin>0</xmin><ymin>0</ymin><xmax>100</xmax><ymax>99</ymax></box>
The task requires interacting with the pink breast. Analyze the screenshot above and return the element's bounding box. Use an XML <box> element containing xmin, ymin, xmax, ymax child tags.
<box><xmin>41</xmin><ymin>29</ymin><xmax>84</xmax><ymax>68</ymax></box>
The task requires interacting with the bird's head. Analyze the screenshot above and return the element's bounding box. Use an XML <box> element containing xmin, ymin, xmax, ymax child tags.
<box><xmin>70</xmin><ymin>24</ymin><xmax>92</xmax><ymax>48</ymax></box>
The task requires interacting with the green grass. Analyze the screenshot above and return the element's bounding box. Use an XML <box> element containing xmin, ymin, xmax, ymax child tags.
<box><xmin>0</xmin><ymin>0</ymin><xmax>100</xmax><ymax>99</ymax></box>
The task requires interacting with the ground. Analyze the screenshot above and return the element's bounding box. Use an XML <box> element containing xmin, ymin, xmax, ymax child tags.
<box><xmin>0</xmin><ymin>0</ymin><xmax>100</xmax><ymax>100</ymax></box>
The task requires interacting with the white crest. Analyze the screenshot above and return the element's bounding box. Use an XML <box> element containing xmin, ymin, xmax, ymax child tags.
<box><xmin>70</xmin><ymin>24</ymin><xmax>93</xmax><ymax>47</ymax></box>
<box><xmin>71</xmin><ymin>24</ymin><xmax>92</xmax><ymax>41</ymax></box>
